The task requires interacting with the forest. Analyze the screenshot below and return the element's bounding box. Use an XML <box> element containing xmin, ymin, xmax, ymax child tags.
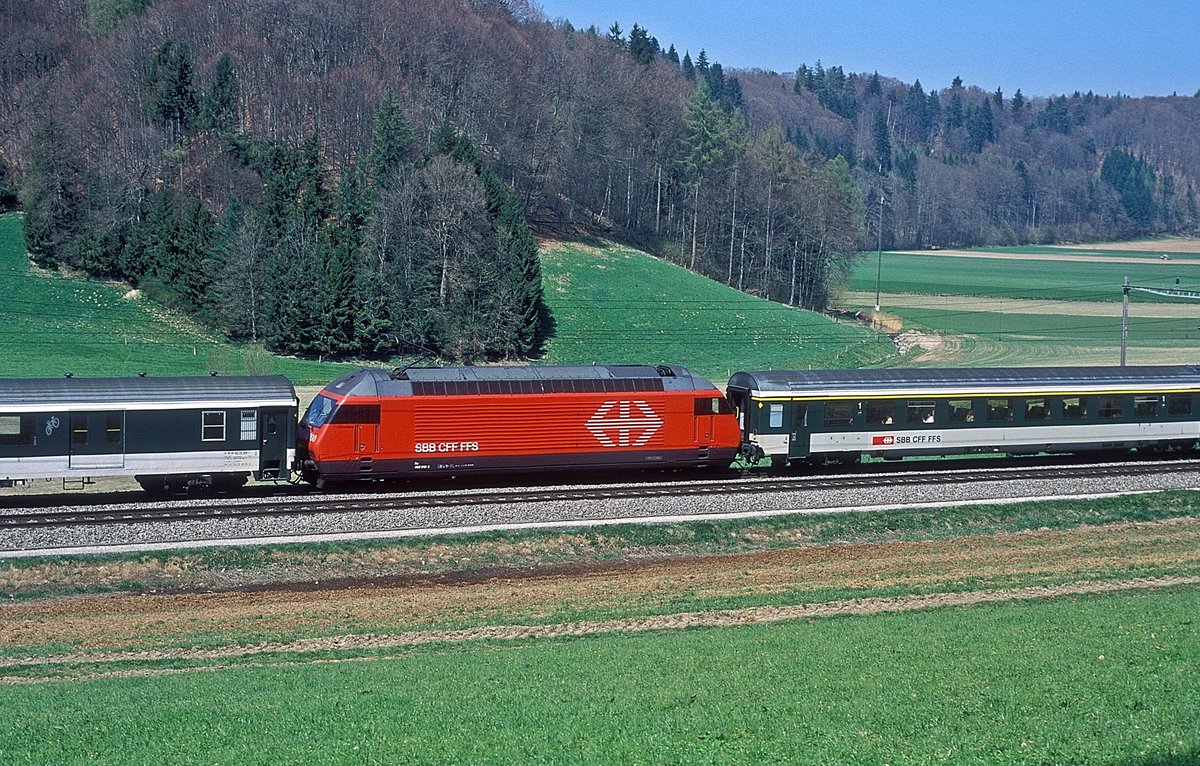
<box><xmin>1</xmin><ymin>0</ymin><xmax>1197</xmax><ymax>361</ymax></box>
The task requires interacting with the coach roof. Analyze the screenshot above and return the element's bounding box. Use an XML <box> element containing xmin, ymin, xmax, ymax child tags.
<box><xmin>0</xmin><ymin>375</ymin><xmax>297</xmax><ymax>410</ymax></box>
<box><xmin>728</xmin><ymin>365</ymin><xmax>1200</xmax><ymax>399</ymax></box>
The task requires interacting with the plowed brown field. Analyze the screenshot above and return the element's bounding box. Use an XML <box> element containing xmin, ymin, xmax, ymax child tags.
<box><xmin>4</xmin><ymin>517</ymin><xmax>1199</xmax><ymax>683</ymax></box>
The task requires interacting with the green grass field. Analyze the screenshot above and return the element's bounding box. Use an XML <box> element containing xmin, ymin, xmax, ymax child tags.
<box><xmin>847</xmin><ymin>251</ymin><xmax>1200</xmax><ymax>303</ymax></box>
<box><xmin>4</xmin><ymin>588</ymin><xmax>1197</xmax><ymax>765</ymax></box>
<box><xmin>2</xmin><ymin>214</ymin><xmax>888</xmax><ymax>384</ymax></box>
<box><xmin>538</xmin><ymin>242</ymin><xmax>890</xmax><ymax>381</ymax></box>
<box><xmin>0</xmin><ymin>213</ymin><xmax>352</xmax><ymax>384</ymax></box>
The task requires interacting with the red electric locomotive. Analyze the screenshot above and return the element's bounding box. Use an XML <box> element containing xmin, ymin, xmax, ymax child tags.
<box><xmin>296</xmin><ymin>364</ymin><xmax>740</xmax><ymax>486</ymax></box>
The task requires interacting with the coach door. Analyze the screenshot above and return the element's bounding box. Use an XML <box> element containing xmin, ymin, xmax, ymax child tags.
<box><xmin>68</xmin><ymin>411</ymin><xmax>125</xmax><ymax>470</ymax></box>
<box><xmin>257</xmin><ymin>409</ymin><xmax>289</xmax><ymax>478</ymax></box>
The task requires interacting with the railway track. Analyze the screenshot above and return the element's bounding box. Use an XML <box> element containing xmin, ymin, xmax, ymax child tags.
<box><xmin>4</xmin><ymin>457</ymin><xmax>1200</xmax><ymax>532</ymax></box>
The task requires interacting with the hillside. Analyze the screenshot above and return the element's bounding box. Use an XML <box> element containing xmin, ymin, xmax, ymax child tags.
<box><xmin>1</xmin><ymin>0</ymin><xmax>1197</xmax><ymax>364</ymax></box>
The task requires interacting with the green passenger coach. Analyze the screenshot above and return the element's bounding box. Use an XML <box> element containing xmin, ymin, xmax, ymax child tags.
<box><xmin>726</xmin><ymin>366</ymin><xmax>1200</xmax><ymax>467</ymax></box>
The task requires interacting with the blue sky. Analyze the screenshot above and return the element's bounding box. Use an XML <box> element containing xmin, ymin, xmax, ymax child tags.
<box><xmin>535</xmin><ymin>1</ymin><xmax>1200</xmax><ymax>98</ymax></box>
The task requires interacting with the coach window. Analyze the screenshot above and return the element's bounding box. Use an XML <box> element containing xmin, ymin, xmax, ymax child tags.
<box><xmin>768</xmin><ymin>404</ymin><xmax>784</xmax><ymax>429</ymax></box>
<box><xmin>1062</xmin><ymin>396</ymin><xmax>1085</xmax><ymax>420</ymax></box>
<box><xmin>1024</xmin><ymin>398</ymin><xmax>1048</xmax><ymax>421</ymax></box>
<box><xmin>240</xmin><ymin>410</ymin><xmax>258</xmax><ymax>441</ymax></box>
<box><xmin>0</xmin><ymin>415</ymin><xmax>34</xmax><ymax>447</ymax></box>
<box><xmin>986</xmin><ymin>399</ymin><xmax>1013</xmax><ymax>422</ymax></box>
<box><xmin>202</xmin><ymin>411</ymin><xmax>227</xmax><ymax>442</ymax></box>
<box><xmin>948</xmin><ymin>399</ymin><xmax>974</xmax><ymax>422</ymax></box>
<box><xmin>1167</xmin><ymin>394</ymin><xmax>1193</xmax><ymax>417</ymax></box>
<box><xmin>865</xmin><ymin>400</ymin><xmax>893</xmax><ymax>425</ymax></box>
<box><xmin>1098</xmin><ymin>395</ymin><xmax>1123</xmax><ymax>419</ymax></box>
<box><xmin>105</xmin><ymin>412</ymin><xmax>122</xmax><ymax>445</ymax></box>
<box><xmin>70</xmin><ymin>413</ymin><xmax>88</xmax><ymax>445</ymax></box>
<box><xmin>824</xmin><ymin>401</ymin><xmax>856</xmax><ymax>427</ymax></box>
<box><xmin>1133</xmin><ymin>396</ymin><xmax>1159</xmax><ymax>417</ymax></box>
<box><xmin>906</xmin><ymin>400</ymin><xmax>936</xmax><ymax>424</ymax></box>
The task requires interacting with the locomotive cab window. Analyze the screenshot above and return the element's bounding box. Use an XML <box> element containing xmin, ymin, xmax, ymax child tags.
<box><xmin>823</xmin><ymin>401</ymin><xmax>855</xmax><ymax>426</ymax></box>
<box><xmin>202</xmin><ymin>411</ymin><xmax>226</xmax><ymax>442</ymax></box>
<box><xmin>865</xmin><ymin>400</ymin><xmax>894</xmax><ymax>425</ymax></box>
<box><xmin>303</xmin><ymin>395</ymin><xmax>337</xmax><ymax>428</ymax></box>
<box><xmin>906</xmin><ymin>400</ymin><xmax>936</xmax><ymax>424</ymax></box>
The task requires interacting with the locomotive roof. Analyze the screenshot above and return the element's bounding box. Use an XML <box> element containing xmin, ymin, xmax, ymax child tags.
<box><xmin>0</xmin><ymin>374</ymin><xmax>297</xmax><ymax>411</ymax></box>
<box><xmin>323</xmin><ymin>365</ymin><xmax>721</xmax><ymax>398</ymax></box>
<box><xmin>728</xmin><ymin>365</ymin><xmax>1200</xmax><ymax>399</ymax></box>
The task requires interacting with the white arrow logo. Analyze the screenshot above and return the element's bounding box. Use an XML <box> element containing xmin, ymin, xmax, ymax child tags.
<box><xmin>586</xmin><ymin>401</ymin><xmax>663</xmax><ymax>448</ymax></box>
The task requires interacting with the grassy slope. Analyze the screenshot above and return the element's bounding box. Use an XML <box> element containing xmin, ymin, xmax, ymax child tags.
<box><xmin>0</xmin><ymin>213</ymin><xmax>352</xmax><ymax>384</ymax></box>
<box><xmin>2</xmin><ymin>215</ymin><xmax>888</xmax><ymax>384</ymax></box>
<box><xmin>538</xmin><ymin>241</ymin><xmax>892</xmax><ymax>381</ymax></box>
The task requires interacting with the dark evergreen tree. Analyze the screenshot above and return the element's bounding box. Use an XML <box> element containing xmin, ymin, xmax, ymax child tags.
<box><xmin>202</xmin><ymin>52</ymin><xmax>238</xmax><ymax>133</ymax></box>
<box><xmin>628</xmin><ymin>23</ymin><xmax>655</xmax><ymax>65</ymax></box>
<box><xmin>146</xmin><ymin>41</ymin><xmax>199</xmax><ymax>139</ymax></box>
<box><xmin>695</xmin><ymin>49</ymin><xmax>709</xmax><ymax>76</ymax></box>
<box><xmin>1011</xmin><ymin>88</ymin><xmax>1027</xmax><ymax>117</ymax></box>
<box><xmin>665</xmin><ymin>43</ymin><xmax>679</xmax><ymax>66</ymax></box>
<box><xmin>681</xmin><ymin>51</ymin><xmax>695</xmax><ymax>80</ymax></box>
<box><xmin>872</xmin><ymin>109</ymin><xmax>892</xmax><ymax>173</ymax></box>
<box><xmin>21</xmin><ymin>117</ymin><xmax>84</xmax><ymax>268</ymax></box>
<box><xmin>0</xmin><ymin>155</ymin><xmax>18</xmax><ymax>212</ymax></box>
<box><xmin>606</xmin><ymin>22</ymin><xmax>623</xmax><ymax>46</ymax></box>
<box><xmin>367</xmin><ymin>91</ymin><xmax>416</xmax><ymax>187</ymax></box>
<box><xmin>1100</xmin><ymin>149</ymin><xmax>1157</xmax><ymax>231</ymax></box>
<box><xmin>967</xmin><ymin>100</ymin><xmax>994</xmax><ymax>151</ymax></box>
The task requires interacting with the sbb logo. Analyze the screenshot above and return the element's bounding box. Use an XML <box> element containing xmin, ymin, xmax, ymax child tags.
<box><xmin>872</xmin><ymin>435</ymin><xmax>895</xmax><ymax>446</ymax></box>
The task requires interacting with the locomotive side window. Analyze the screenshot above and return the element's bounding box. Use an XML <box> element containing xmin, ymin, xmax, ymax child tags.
<box><xmin>240</xmin><ymin>410</ymin><xmax>258</xmax><ymax>441</ymax></box>
<box><xmin>202</xmin><ymin>411</ymin><xmax>227</xmax><ymax>442</ymax></box>
<box><xmin>865</xmin><ymin>401</ymin><xmax>893</xmax><ymax>425</ymax></box>
<box><xmin>948</xmin><ymin>399</ymin><xmax>974</xmax><ymax>422</ymax></box>
<box><xmin>906</xmin><ymin>400</ymin><xmax>936</xmax><ymax>424</ymax></box>
<box><xmin>768</xmin><ymin>404</ymin><xmax>784</xmax><ymax>429</ymax></box>
<box><xmin>1098</xmin><ymin>395</ymin><xmax>1123</xmax><ymax>419</ymax></box>
<box><xmin>693</xmin><ymin>397</ymin><xmax>732</xmax><ymax>415</ymax></box>
<box><xmin>1024</xmin><ymin>398</ymin><xmax>1048</xmax><ymax>421</ymax></box>
<box><xmin>985</xmin><ymin>399</ymin><xmax>1012</xmax><ymax>421</ymax></box>
<box><xmin>1133</xmin><ymin>396</ymin><xmax>1158</xmax><ymax>417</ymax></box>
<box><xmin>0</xmin><ymin>415</ymin><xmax>35</xmax><ymax>446</ymax></box>
<box><xmin>1167</xmin><ymin>394</ymin><xmax>1193</xmax><ymax>417</ymax></box>
<box><xmin>824</xmin><ymin>401</ymin><xmax>855</xmax><ymax>426</ymax></box>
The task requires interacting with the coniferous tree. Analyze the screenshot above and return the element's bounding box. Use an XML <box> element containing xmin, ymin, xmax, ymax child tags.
<box><xmin>21</xmin><ymin>117</ymin><xmax>84</xmax><ymax>268</ymax></box>
<box><xmin>202</xmin><ymin>52</ymin><xmax>238</xmax><ymax>133</ymax></box>
<box><xmin>681</xmin><ymin>51</ymin><xmax>695</xmax><ymax>80</ymax></box>
<box><xmin>367</xmin><ymin>91</ymin><xmax>416</xmax><ymax>187</ymax></box>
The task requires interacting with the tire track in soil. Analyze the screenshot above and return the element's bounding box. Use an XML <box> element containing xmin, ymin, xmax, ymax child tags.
<box><xmin>4</xmin><ymin>575</ymin><xmax>1197</xmax><ymax>685</ymax></box>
